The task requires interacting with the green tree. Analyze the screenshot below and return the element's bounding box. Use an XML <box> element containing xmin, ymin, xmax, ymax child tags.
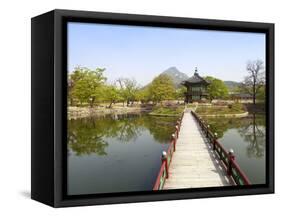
<box><xmin>205</xmin><ymin>76</ymin><xmax>229</xmax><ymax>101</ymax></box>
<box><xmin>135</xmin><ymin>87</ymin><xmax>151</xmax><ymax>104</ymax></box>
<box><xmin>149</xmin><ymin>74</ymin><xmax>176</xmax><ymax>104</ymax></box>
<box><xmin>71</xmin><ymin>67</ymin><xmax>106</xmax><ymax>107</ymax></box>
<box><xmin>101</xmin><ymin>85</ymin><xmax>121</xmax><ymax>108</ymax></box>
<box><xmin>116</xmin><ymin>78</ymin><xmax>139</xmax><ymax>106</ymax></box>
<box><xmin>175</xmin><ymin>86</ymin><xmax>186</xmax><ymax>103</ymax></box>
<box><xmin>68</xmin><ymin>67</ymin><xmax>88</xmax><ymax>106</ymax></box>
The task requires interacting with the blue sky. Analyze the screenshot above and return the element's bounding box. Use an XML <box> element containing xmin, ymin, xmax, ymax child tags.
<box><xmin>68</xmin><ymin>22</ymin><xmax>265</xmax><ymax>85</ymax></box>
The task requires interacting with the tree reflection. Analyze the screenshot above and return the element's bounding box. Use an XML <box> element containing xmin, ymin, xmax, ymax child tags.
<box><xmin>106</xmin><ymin>114</ymin><xmax>142</xmax><ymax>142</ymax></box>
<box><xmin>143</xmin><ymin>116</ymin><xmax>177</xmax><ymax>143</ymax></box>
<box><xmin>205</xmin><ymin>118</ymin><xmax>243</xmax><ymax>139</ymax></box>
<box><xmin>204</xmin><ymin>114</ymin><xmax>266</xmax><ymax>158</ymax></box>
<box><xmin>67</xmin><ymin>114</ymin><xmax>177</xmax><ymax>156</ymax></box>
<box><xmin>238</xmin><ymin>114</ymin><xmax>265</xmax><ymax>158</ymax></box>
<box><xmin>68</xmin><ymin>118</ymin><xmax>109</xmax><ymax>156</ymax></box>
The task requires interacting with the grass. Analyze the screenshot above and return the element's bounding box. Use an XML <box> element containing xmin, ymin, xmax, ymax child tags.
<box><xmin>186</xmin><ymin>104</ymin><xmax>197</xmax><ymax>108</ymax></box>
<box><xmin>196</xmin><ymin>103</ymin><xmax>246</xmax><ymax>115</ymax></box>
<box><xmin>149</xmin><ymin>106</ymin><xmax>185</xmax><ymax>116</ymax></box>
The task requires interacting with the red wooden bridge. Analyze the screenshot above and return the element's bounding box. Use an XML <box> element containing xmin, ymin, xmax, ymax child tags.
<box><xmin>153</xmin><ymin>109</ymin><xmax>250</xmax><ymax>190</ymax></box>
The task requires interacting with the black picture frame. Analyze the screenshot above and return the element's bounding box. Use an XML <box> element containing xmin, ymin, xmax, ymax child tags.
<box><xmin>31</xmin><ymin>9</ymin><xmax>274</xmax><ymax>207</ymax></box>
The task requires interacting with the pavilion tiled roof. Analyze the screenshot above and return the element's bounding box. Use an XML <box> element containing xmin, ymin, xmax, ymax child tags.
<box><xmin>182</xmin><ymin>72</ymin><xmax>210</xmax><ymax>85</ymax></box>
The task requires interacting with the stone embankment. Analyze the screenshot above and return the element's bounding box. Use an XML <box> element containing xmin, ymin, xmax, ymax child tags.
<box><xmin>68</xmin><ymin>106</ymin><xmax>152</xmax><ymax>119</ymax></box>
<box><xmin>198</xmin><ymin>111</ymin><xmax>249</xmax><ymax>118</ymax></box>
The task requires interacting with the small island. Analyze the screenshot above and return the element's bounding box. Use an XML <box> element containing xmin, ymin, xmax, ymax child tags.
<box><xmin>68</xmin><ymin>63</ymin><xmax>265</xmax><ymax>119</ymax></box>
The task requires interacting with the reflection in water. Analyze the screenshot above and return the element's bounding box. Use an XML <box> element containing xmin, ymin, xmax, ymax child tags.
<box><xmin>203</xmin><ymin>113</ymin><xmax>266</xmax><ymax>184</ymax></box>
<box><xmin>238</xmin><ymin>114</ymin><xmax>265</xmax><ymax>158</ymax></box>
<box><xmin>67</xmin><ymin>113</ymin><xmax>178</xmax><ymax>195</ymax></box>
<box><xmin>205</xmin><ymin>114</ymin><xmax>265</xmax><ymax>158</ymax></box>
<box><xmin>68</xmin><ymin>114</ymin><xmax>177</xmax><ymax>156</ymax></box>
<box><xmin>68</xmin><ymin>118</ymin><xmax>109</xmax><ymax>156</ymax></box>
<box><xmin>68</xmin><ymin>112</ymin><xmax>266</xmax><ymax>194</ymax></box>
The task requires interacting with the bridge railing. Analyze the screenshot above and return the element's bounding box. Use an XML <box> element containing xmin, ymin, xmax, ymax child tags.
<box><xmin>191</xmin><ymin>111</ymin><xmax>250</xmax><ymax>185</ymax></box>
<box><xmin>153</xmin><ymin>112</ymin><xmax>184</xmax><ymax>190</ymax></box>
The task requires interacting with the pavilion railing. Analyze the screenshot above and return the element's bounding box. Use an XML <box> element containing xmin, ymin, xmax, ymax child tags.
<box><xmin>153</xmin><ymin>112</ymin><xmax>184</xmax><ymax>190</ymax></box>
<box><xmin>191</xmin><ymin>111</ymin><xmax>251</xmax><ymax>185</ymax></box>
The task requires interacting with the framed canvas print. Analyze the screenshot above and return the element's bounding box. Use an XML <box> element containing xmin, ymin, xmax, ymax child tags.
<box><xmin>31</xmin><ymin>9</ymin><xmax>274</xmax><ymax>207</ymax></box>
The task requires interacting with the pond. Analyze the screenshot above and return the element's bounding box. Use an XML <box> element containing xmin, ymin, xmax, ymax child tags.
<box><xmin>202</xmin><ymin>113</ymin><xmax>266</xmax><ymax>185</ymax></box>
<box><xmin>67</xmin><ymin>113</ymin><xmax>178</xmax><ymax>195</ymax></box>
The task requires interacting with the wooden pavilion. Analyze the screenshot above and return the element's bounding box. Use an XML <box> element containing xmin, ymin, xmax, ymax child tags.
<box><xmin>181</xmin><ymin>68</ymin><xmax>210</xmax><ymax>103</ymax></box>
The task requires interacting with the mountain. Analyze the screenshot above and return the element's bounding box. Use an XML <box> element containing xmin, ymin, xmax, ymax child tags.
<box><xmin>224</xmin><ymin>81</ymin><xmax>241</xmax><ymax>91</ymax></box>
<box><xmin>160</xmin><ymin>67</ymin><xmax>188</xmax><ymax>88</ymax></box>
<box><xmin>145</xmin><ymin>67</ymin><xmax>240</xmax><ymax>91</ymax></box>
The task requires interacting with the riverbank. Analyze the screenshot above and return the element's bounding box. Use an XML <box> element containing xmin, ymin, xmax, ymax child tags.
<box><xmin>68</xmin><ymin>104</ymin><xmax>186</xmax><ymax>119</ymax></box>
<box><xmin>68</xmin><ymin>106</ymin><xmax>152</xmax><ymax>119</ymax></box>
<box><xmin>68</xmin><ymin>103</ymin><xmax>260</xmax><ymax>119</ymax></box>
<box><xmin>198</xmin><ymin>111</ymin><xmax>249</xmax><ymax>118</ymax></box>
<box><xmin>195</xmin><ymin>103</ymin><xmax>248</xmax><ymax>117</ymax></box>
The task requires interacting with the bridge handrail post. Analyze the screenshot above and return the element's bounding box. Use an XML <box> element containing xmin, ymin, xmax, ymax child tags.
<box><xmin>175</xmin><ymin>125</ymin><xmax>179</xmax><ymax>138</ymax></box>
<box><xmin>227</xmin><ymin>149</ymin><xmax>235</xmax><ymax>176</ymax></box>
<box><xmin>207</xmin><ymin>125</ymin><xmax>210</xmax><ymax>138</ymax></box>
<box><xmin>213</xmin><ymin>132</ymin><xmax>218</xmax><ymax>150</ymax></box>
<box><xmin>177</xmin><ymin>120</ymin><xmax>181</xmax><ymax>131</ymax></box>
<box><xmin>202</xmin><ymin>121</ymin><xmax>204</xmax><ymax>130</ymax></box>
<box><xmin>162</xmin><ymin>151</ymin><xmax>169</xmax><ymax>178</ymax></box>
<box><xmin>172</xmin><ymin>134</ymin><xmax>176</xmax><ymax>152</ymax></box>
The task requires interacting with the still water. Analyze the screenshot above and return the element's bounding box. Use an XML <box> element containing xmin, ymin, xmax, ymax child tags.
<box><xmin>67</xmin><ymin>114</ymin><xmax>177</xmax><ymax>195</ymax></box>
<box><xmin>68</xmin><ymin>113</ymin><xmax>266</xmax><ymax>195</ymax></box>
<box><xmin>203</xmin><ymin>114</ymin><xmax>266</xmax><ymax>185</ymax></box>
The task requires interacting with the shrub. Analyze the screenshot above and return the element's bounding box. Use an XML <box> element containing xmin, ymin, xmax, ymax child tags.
<box><xmin>229</xmin><ymin>103</ymin><xmax>243</xmax><ymax>112</ymax></box>
<box><xmin>151</xmin><ymin>106</ymin><xmax>184</xmax><ymax>116</ymax></box>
